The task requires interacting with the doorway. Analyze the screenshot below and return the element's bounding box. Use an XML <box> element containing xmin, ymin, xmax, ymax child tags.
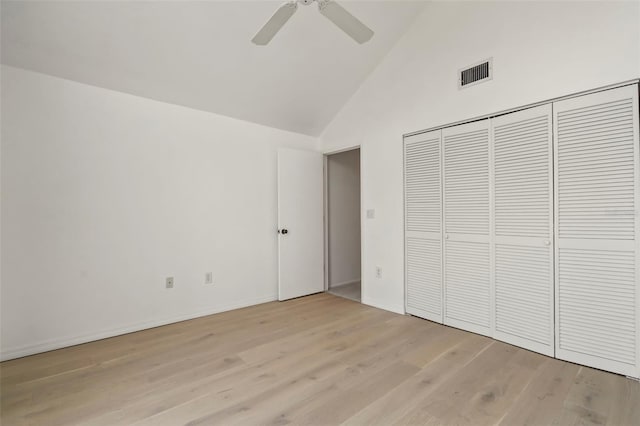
<box><xmin>325</xmin><ymin>148</ymin><xmax>361</xmax><ymax>302</ymax></box>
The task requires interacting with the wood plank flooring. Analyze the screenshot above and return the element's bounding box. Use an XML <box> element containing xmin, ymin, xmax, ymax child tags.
<box><xmin>1</xmin><ymin>293</ymin><xmax>638</xmax><ymax>425</ymax></box>
<box><xmin>329</xmin><ymin>281</ymin><xmax>361</xmax><ymax>302</ymax></box>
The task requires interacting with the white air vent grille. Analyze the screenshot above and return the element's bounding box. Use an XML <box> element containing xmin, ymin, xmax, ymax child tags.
<box><xmin>459</xmin><ymin>59</ymin><xmax>492</xmax><ymax>89</ymax></box>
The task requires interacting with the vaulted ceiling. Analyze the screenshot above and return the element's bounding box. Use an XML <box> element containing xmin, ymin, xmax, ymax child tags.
<box><xmin>1</xmin><ymin>1</ymin><xmax>425</xmax><ymax>136</ymax></box>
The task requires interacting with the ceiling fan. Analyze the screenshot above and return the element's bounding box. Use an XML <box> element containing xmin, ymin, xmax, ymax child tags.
<box><xmin>252</xmin><ymin>0</ymin><xmax>374</xmax><ymax>45</ymax></box>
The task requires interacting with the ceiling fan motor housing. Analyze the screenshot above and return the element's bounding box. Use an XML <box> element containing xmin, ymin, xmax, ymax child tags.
<box><xmin>299</xmin><ymin>0</ymin><xmax>315</xmax><ymax>5</ymax></box>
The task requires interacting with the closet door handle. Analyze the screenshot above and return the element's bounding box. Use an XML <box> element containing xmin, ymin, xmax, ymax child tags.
<box><xmin>544</xmin><ymin>240</ymin><xmax>550</xmax><ymax>246</ymax></box>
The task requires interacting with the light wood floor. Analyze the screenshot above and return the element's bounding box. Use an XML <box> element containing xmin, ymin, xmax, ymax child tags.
<box><xmin>329</xmin><ymin>281</ymin><xmax>361</xmax><ymax>302</ymax></box>
<box><xmin>1</xmin><ymin>293</ymin><xmax>639</xmax><ymax>426</ymax></box>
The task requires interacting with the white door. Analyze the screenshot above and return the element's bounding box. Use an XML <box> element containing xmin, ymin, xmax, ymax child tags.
<box><xmin>491</xmin><ymin>104</ymin><xmax>555</xmax><ymax>357</ymax></box>
<box><xmin>554</xmin><ymin>85</ymin><xmax>640</xmax><ymax>378</ymax></box>
<box><xmin>404</xmin><ymin>130</ymin><xmax>443</xmax><ymax>323</ymax></box>
<box><xmin>277</xmin><ymin>148</ymin><xmax>324</xmax><ymax>301</ymax></box>
<box><xmin>443</xmin><ymin>119</ymin><xmax>492</xmax><ymax>337</ymax></box>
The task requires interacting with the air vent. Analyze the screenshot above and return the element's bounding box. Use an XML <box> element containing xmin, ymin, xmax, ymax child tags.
<box><xmin>459</xmin><ymin>59</ymin><xmax>492</xmax><ymax>89</ymax></box>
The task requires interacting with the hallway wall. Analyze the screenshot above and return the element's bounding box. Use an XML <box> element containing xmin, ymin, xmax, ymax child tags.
<box><xmin>327</xmin><ymin>149</ymin><xmax>361</xmax><ymax>288</ymax></box>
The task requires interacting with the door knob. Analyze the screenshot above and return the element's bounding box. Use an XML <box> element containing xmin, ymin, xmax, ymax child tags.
<box><xmin>279</xmin><ymin>229</ymin><xmax>289</xmax><ymax>235</ymax></box>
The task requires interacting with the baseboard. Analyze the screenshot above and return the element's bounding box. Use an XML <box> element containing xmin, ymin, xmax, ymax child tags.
<box><xmin>329</xmin><ymin>279</ymin><xmax>360</xmax><ymax>289</ymax></box>
<box><xmin>0</xmin><ymin>293</ymin><xmax>277</xmax><ymax>361</ymax></box>
<box><xmin>362</xmin><ymin>296</ymin><xmax>404</xmax><ymax>315</ymax></box>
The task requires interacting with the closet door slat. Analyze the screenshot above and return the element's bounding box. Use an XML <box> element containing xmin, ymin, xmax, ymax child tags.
<box><xmin>554</xmin><ymin>84</ymin><xmax>640</xmax><ymax>378</ymax></box>
<box><xmin>443</xmin><ymin>120</ymin><xmax>492</xmax><ymax>337</ymax></box>
<box><xmin>405</xmin><ymin>130</ymin><xmax>443</xmax><ymax>323</ymax></box>
<box><xmin>491</xmin><ymin>104</ymin><xmax>555</xmax><ymax>357</ymax></box>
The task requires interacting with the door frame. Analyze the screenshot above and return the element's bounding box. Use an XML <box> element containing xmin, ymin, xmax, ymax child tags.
<box><xmin>323</xmin><ymin>145</ymin><xmax>363</xmax><ymax>299</ymax></box>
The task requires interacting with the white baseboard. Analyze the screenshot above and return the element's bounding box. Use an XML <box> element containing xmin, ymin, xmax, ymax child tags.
<box><xmin>0</xmin><ymin>294</ymin><xmax>277</xmax><ymax>361</ymax></box>
<box><xmin>362</xmin><ymin>297</ymin><xmax>405</xmax><ymax>315</ymax></box>
<box><xmin>329</xmin><ymin>279</ymin><xmax>361</xmax><ymax>289</ymax></box>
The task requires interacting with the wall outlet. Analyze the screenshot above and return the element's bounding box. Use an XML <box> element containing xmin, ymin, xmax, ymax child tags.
<box><xmin>205</xmin><ymin>272</ymin><xmax>213</xmax><ymax>284</ymax></box>
<box><xmin>367</xmin><ymin>209</ymin><xmax>375</xmax><ymax>219</ymax></box>
<box><xmin>376</xmin><ymin>267</ymin><xmax>382</xmax><ymax>279</ymax></box>
<box><xmin>166</xmin><ymin>277</ymin><xmax>174</xmax><ymax>289</ymax></box>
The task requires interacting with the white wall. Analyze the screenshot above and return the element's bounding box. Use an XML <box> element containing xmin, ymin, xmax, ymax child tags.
<box><xmin>0</xmin><ymin>65</ymin><xmax>318</xmax><ymax>360</ymax></box>
<box><xmin>327</xmin><ymin>149</ymin><xmax>361</xmax><ymax>288</ymax></box>
<box><xmin>320</xmin><ymin>1</ymin><xmax>640</xmax><ymax>314</ymax></box>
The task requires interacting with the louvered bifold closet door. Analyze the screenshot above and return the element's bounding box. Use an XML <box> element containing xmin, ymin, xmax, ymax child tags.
<box><xmin>554</xmin><ymin>84</ymin><xmax>640</xmax><ymax>378</ymax></box>
<box><xmin>405</xmin><ymin>130</ymin><xmax>443</xmax><ymax>323</ymax></box>
<box><xmin>491</xmin><ymin>104</ymin><xmax>554</xmax><ymax>357</ymax></box>
<box><xmin>443</xmin><ymin>120</ymin><xmax>492</xmax><ymax>336</ymax></box>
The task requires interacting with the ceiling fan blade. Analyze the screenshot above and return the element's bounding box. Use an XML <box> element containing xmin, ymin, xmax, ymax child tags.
<box><xmin>252</xmin><ymin>2</ymin><xmax>298</xmax><ymax>45</ymax></box>
<box><xmin>317</xmin><ymin>0</ymin><xmax>373</xmax><ymax>44</ymax></box>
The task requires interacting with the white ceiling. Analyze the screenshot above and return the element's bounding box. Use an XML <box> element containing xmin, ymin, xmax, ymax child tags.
<box><xmin>1</xmin><ymin>0</ymin><xmax>425</xmax><ymax>136</ymax></box>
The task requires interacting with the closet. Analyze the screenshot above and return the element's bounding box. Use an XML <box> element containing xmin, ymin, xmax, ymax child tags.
<box><xmin>404</xmin><ymin>83</ymin><xmax>640</xmax><ymax>378</ymax></box>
